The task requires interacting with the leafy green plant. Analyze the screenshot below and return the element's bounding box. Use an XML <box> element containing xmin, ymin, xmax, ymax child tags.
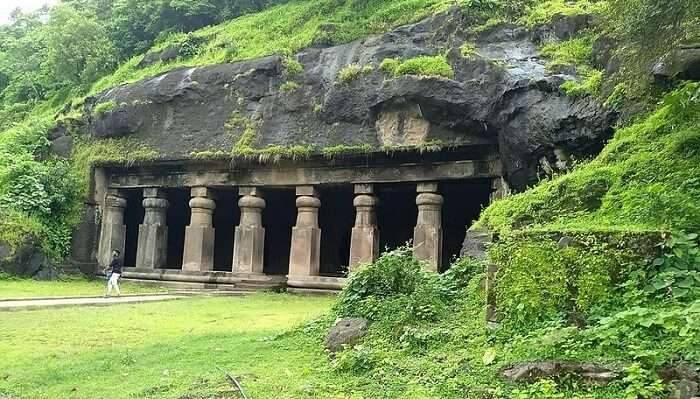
<box><xmin>279</xmin><ymin>81</ymin><xmax>301</xmax><ymax>92</ymax></box>
<box><xmin>338</xmin><ymin>63</ymin><xmax>362</xmax><ymax>83</ymax></box>
<box><xmin>620</xmin><ymin>363</ymin><xmax>664</xmax><ymax>399</ymax></box>
<box><xmin>560</xmin><ymin>70</ymin><xmax>603</xmax><ymax>98</ymax></box>
<box><xmin>283</xmin><ymin>57</ymin><xmax>304</xmax><ymax>76</ymax></box>
<box><xmin>379</xmin><ymin>58</ymin><xmax>400</xmax><ymax>74</ymax></box>
<box><xmin>645</xmin><ymin>231</ymin><xmax>700</xmax><ymax>301</ymax></box>
<box><xmin>459</xmin><ymin>42</ymin><xmax>478</xmax><ymax>58</ymax></box>
<box><xmin>393</xmin><ymin>55</ymin><xmax>454</xmax><ymax>78</ymax></box>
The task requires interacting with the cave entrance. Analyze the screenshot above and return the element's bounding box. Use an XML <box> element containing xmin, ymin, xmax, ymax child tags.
<box><xmin>165</xmin><ymin>188</ymin><xmax>190</xmax><ymax>269</ymax></box>
<box><xmin>123</xmin><ymin>189</ymin><xmax>144</xmax><ymax>268</ymax></box>
<box><xmin>440</xmin><ymin>179</ymin><xmax>492</xmax><ymax>271</ymax></box>
<box><xmin>213</xmin><ymin>189</ymin><xmax>239</xmax><ymax>272</ymax></box>
<box><xmin>319</xmin><ymin>185</ymin><xmax>354</xmax><ymax>277</ymax></box>
<box><xmin>263</xmin><ymin>188</ymin><xmax>296</xmax><ymax>275</ymax></box>
<box><xmin>377</xmin><ymin>183</ymin><xmax>418</xmax><ymax>255</ymax></box>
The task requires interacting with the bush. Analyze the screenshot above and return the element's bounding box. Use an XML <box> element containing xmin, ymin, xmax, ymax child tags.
<box><xmin>93</xmin><ymin>101</ymin><xmax>117</xmax><ymax>116</ymax></box>
<box><xmin>283</xmin><ymin>57</ymin><xmax>304</xmax><ymax>76</ymax></box>
<box><xmin>393</xmin><ymin>55</ymin><xmax>454</xmax><ymax>78</ymax></box>
<box><xmin>279</xmin><ymin>81</ymin><xmax>301</xmax><ymax>92</ymax></box>
<box><xmin>338</xmin><ymin>64</ymin><xmax>362</xmax><ymax>83</ymax></box>
<box><xmin>334</xmin><ymin>247</ymin><xmax>447</xmax><ymax>324</ymax></box>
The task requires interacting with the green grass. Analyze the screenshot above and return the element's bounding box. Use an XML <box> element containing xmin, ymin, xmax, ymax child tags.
<box><xmin>0</xmin><ymin>276</ymin><xmax>167</xmax><ymax>299</ymax></box>
<box><xmin>0</xmin><ymin>294</ymin><xmax>334</xmax><ymax>399</ymax></box>
<box><xmin>89</xmin><ymin>0</ymin><xmax>464</xmax><ymax>95</ymax></box>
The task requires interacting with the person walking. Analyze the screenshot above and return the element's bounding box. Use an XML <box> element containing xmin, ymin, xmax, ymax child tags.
<box><xmin>105</xmin><ymin>249</ymin><xmax>123</xmax><ymax>297</ymax></box>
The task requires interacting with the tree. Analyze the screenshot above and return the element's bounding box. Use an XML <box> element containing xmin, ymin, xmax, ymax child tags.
<box><xmin>44</xmin><ymin>5</ymin><xmax>117</xmax><ymax>85</ymax></box>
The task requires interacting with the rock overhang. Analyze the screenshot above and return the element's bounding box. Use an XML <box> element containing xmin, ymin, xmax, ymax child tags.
<box><xmin>83</xmin><ymin>7</ymin><xmax>615</xmax><ymax>191</ymax></box>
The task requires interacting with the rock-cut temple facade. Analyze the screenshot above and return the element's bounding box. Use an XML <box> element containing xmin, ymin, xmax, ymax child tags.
<box><xmin>67</xmin><ymin>8</ymin><xmax>614</xmax><ymax>292</ymax></box>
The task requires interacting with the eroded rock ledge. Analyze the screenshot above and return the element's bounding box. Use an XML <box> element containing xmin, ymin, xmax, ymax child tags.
<box><xmin>84</xmin><ymin>8</ymin><xmax>615</xmax><ymax>191</ymax></box>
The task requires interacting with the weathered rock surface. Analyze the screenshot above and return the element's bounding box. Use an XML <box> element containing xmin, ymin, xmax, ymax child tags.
<box><xmin>501</xmin><ymin>361</ymin><xmax>619</xmax><ymax>385</ymax></box>
<box><xmin>661</xmin><ymin>362</ymin><xmax>700</xmax><ymax>399</ymax></box>
<box><xmin>85</xmin><ymin>8</ymin><xmax>614</xmax><ymax>191</ymax></box>
<box><xmin>653</xmin><ymin>45</ymin><xmax>700</xmax><ymax>82</ymax></box>
<box><xmin>0</xmin><ymin>240</ymin><xmax>59</xmax><ymax>280</ymax></box>
<box><xmin>460</xmin><ymin>227</ymin><xmax>493</xmax><ymax>259</ymax></box>
<box><xmin>137</xmin><ymin>45</ymin><xmax>182</xmax><ymax>68</ymax></box>
<box><xmin>325</xmin><ymin>317</ymin><xmax>368</xmax><ymax>352</ymax></box>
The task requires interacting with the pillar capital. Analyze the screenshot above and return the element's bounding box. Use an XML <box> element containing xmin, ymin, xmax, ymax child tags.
<box><xmin>238</xmin><ymin>186</ymin><xmax>264</xmax><ymax>197</ymax></box>
<box><xmin>295</xmin><ymin>185</ymin><xmax>318</xmax><ymax>197</ymax></box>
<box><xmin>416</xmin><ymin>182</ymin><xmax>439</xmax><ymax>193</ymax></box>
<box><xmin>104</xmin><ymin>193</ymin><xmax>127</xmax><ymax>209</ymax></box>
<box><xmin>353</xmin><ymin>183</ymin><xmax>375</xmax><ymax>194</ymax></box>
<box><xmin>190</xmin><ymin>186</ymin><xmax>217</xmax><ymax>199</ymax></box>
<box><xmin>143</xmin><ymin>187</ymin><xmax>167</xmax><ymax>198</ymax></box>
<box><xmin>296</xmin><ymin>195</ymin><xmax>321</xmax><ymax>209</ymax></box>
<box><xmin>239</xmin><ymin>195</ymin><xmax>266</xmax><ymax>210</ymax></box>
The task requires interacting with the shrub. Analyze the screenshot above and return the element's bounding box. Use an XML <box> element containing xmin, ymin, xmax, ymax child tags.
<box><xmin>379</xmin><ymin>58</ymin><xmax>400</xmax><ymax>75</ymax></box>
<box><xmin>459</xmin><ymin>42</ymin><xmax>478</xmax><ymax>58</ymax></box>
<box><xmin>283</xmin><ymin>57</ymin><xmax>304</xmax><ymax>76</ymax></box>
<box><xmin>380</xmin><ymin>55</ymin><xmax>455</xmax><ymax>79</ymax></box>
<box><xmin>334</xmin><ymin>247</ymin><xmax>447</xmax><ymax>323</ymax></box>
<box><xmin>560</xmin><ymin>70</ymin><xmax>603</xmax><ymax>98</ymax></box>
<box><xmin>338</xmin><ymin>64</ymin><xmax>362</xmax><ymax>83</ymax></box>
<box><xmin>93</xmin><ymin>101</ymin><xmax>117</xmax><ymax>116</ymax></box>
<box><xmin>279</xmin><ymin>81</ymin><xmax>301</xmax><ymax>92</ymax></box>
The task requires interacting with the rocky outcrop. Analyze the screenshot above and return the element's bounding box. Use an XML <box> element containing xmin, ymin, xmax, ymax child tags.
<box><xmin>653</xmin><ymin>45</ymin><xmax>700</xmax><ymax>82</ymax></box>
<box><xmin>501</xmin><ymin>361</ymin><xmax>619</xmax><ymax>385</ymax></box>
<box><xmin>325</xmin><ymin>317</ymin><xmax>368</xmax><ymax>353</ymax></box>
<box><xmin>84</xmin><ymin>7</ymin><xmax>615</xmax><ymax>191</ymax></box>
<box><xmin>0</xmin><ymin>240</ymin><xmax>59</xmax><ymax>280</ymax></box>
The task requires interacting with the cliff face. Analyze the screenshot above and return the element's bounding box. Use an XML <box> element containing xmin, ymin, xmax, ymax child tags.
<box><xmin>85</xmin><ymin>8</ymin><xmax>614</xmax><ymax>191</ymax></box>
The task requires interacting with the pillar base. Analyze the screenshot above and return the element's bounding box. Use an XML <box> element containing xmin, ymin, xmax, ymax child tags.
<box><xmin>182</xmin><ymin>226</ymin><xmax>215</xmax><ymax>271</ymax></box>
<box><xmin>288</xmin><ymin>227</ymin><xmax>321</xmax><ymax>277</ymax></box>
<box><xmin>414</xmin><ymin>225</ymin><xmax>442</xmax><ymax>272</ymax></box>
<box><xmin>136</xmin><ymin>225</ymin><xmax>168</xmax><ymax>269</ymax></box>
<box><xmin>233</xmin><ymin>226</ymin><xmax>265</xmax><ymax>274</ymax></box>
<box><xmin>349</xmin><ymin>226</ymin><xmax>379</xmax><ymax>270</ymax></box>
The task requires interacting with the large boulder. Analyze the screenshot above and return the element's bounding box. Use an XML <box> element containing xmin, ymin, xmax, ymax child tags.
<box><xmin>0</xmin><ymin>240</ymin><xmax>59</xmax><ymax>280</ymax></box>
<box><xmin>653</xmin><ymin>45</ymin><xmax>700</xmax><ymax>82</ymax></box>
<box><xmin>325</xmin><ymin>318</ymin><xmax>368</xmax><ymax>353</ymax></box>
<box><xmin>83</xmin><ymin>8</ymin><xmax>614</xmax><ymax>191</ymax></box>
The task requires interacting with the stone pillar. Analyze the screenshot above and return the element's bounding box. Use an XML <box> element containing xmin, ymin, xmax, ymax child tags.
<box><xmin>490</xmin><ymin>177</ymin><xmax>510</xmax><ymax>203</ymax></box>
<box><xmin>349</xmin><ymin>184</ymin><xmax>379</xmax><ymax>271</ymax></box>
<box><xmin>413</xmin><ymin>182</ymin><xmax>443</xmax><ymax>272</ymax></box>
<box><xmin>232</xmin><ymin>187</ymin><xmax>266</xmax><ymax>274</ymax></box>
<box><xmin>288</xmin><ymin>186</ymin><xmax>321</xmax><ymax>278</ymax></box>
<box><xmin>182</xmin><ymin>187</ymin><xmax>216</xmax><ymax>272</ymax></box>
<box><xmin>97</xmin><ymin>190</ymin><xmax>127</xmax><ymax>268</ymax></box>
<box><xmin>135</xmin><ymin>188</ymin><xmax>169</xmax><ymax>269</ymax></box>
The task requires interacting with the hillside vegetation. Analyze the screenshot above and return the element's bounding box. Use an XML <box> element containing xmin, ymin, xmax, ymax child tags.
<box><xmin>0</xmin><ymin>0</ymin><xmax>699</xmax><ymax>397</ymax></box>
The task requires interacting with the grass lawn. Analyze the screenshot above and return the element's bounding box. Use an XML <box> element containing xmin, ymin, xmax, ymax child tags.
<box><xmin>0</xmin><ymin>293</ymin><xmax>335</xmax><ymax>399</ymax></box>
<box><xmin>0</xmin><ymin>276</ymin><xmax>167</xmax><ymax>299</ymax></box>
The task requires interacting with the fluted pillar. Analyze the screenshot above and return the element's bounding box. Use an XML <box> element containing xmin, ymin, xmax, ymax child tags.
<box><xmin>97</xmin><ymin>190</ymin><xmax>127</xmax><ymax>268</ymax></box>
<box><xmin>349</xmin><ymin>184</ymin><xmax>379</xmax><ymax>271</ymax></box>
<box><xmin>413</xmin><ymin>182</ymin><xmax>443</xmax><ymax>272</ymax></box>
<box><xmin>182</xmin><ymin>187</ymin><xmax>216</xmax><ymax>272</ymax></box>
<box><xmin>232</xmin><ymin>187</ymin><xmax>266</xmax><ymax>274</ymax></box>
<box><xmin>136</xmin><ymin>188</ymin><xmax>169</xmax><ymax>269</ymax></box>
<box><xmin>288</xmin><ymin>186</ymin><xmax>321</xmax><ymax>278</ymax></box>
